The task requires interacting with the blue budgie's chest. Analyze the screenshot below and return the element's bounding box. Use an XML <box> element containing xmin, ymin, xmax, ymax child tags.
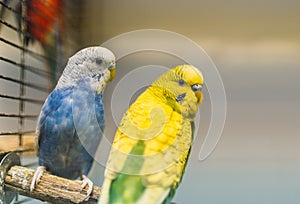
<box><xmin>37</xmin><ymin>80</ymin><xmax>105</xmax><ymax>179</ymax></box>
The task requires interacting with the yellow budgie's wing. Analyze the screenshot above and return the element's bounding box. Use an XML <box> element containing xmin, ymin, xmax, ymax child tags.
<box><xmin>161</xmin><ymin>121</ymin><xmax>195</xmax><ymax>204</ymax></box>
<box><xmin>138</xmin><ymin>119</ymin><xmax>194</xmax><ymax>204</ymax></box>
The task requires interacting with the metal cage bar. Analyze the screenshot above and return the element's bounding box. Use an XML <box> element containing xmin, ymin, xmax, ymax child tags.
<box><xmin>0</xmin><ymin>0</ymin><xmax>50</xmax><ymax>150</ymax></box>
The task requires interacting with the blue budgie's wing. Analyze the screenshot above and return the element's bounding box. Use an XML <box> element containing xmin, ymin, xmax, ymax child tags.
<box><xmin>36</xmin><ymin>80</ymin><xmax>105</xmax><ymax>178</ymax></box>
<box><xmin>70</xmin><ymin>81</ymin><xmax>105</xmax><ymax>176</ymax></box>
<box><xmin>36</xmin><ymin>87</ymin><xmax>76</xmax><ymax>171</ymax></box>
<box><xmin>35</xmin><ymin>87</ymin><xmax>73</xmax><ymax>155</ymax></box>
<box><xmin>72</xmin><ymin>80</ymin><xmax>105</xmax><ymax>159</ymax></box>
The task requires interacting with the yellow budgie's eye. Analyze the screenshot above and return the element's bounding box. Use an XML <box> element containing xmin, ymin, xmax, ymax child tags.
<box><xmin>191</xmin><ymin>84</ymin><xmax>202</xmax><ymax>92</ymax></box>
<box><xmin>178</xmin><ymin>79</ymin><xmax>186</xmax><ymax>86</ymax></box>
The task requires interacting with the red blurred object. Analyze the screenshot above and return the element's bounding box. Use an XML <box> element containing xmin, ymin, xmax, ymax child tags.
<box><xmin>1</xmin><ymin>0</ymin><xmax>65</xmax><ymax>89</ymax></box>
<box><xmin>21</xmin><ymin>0</ymin><xmax>64</xmax><ymax>88</ymax></box>
<box><xmin>22</xmin><ymin>0</ymin><xmax>63</xmax><ymax>46</ymax></box>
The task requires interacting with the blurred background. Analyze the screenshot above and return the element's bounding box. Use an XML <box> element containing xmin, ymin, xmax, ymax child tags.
<box><xmin>1</xmin><ymin>0</ymin><xmax>299</xmax><ymax>203</ymax></box>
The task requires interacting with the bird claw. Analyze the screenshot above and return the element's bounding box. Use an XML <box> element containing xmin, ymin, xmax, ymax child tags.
<box><xmin>81</xmin><ymin>175</ymin><xmax>93</xmax><ymax>200</ymax></box>
<box><xmin>30</xmin><ymin>166</ymin><xmax>46</xmax><ymax>191</ymax></box>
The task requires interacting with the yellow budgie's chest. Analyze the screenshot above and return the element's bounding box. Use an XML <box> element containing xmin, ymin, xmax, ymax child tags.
<box><xmin>110</xmin><ymin>90</ymin><xmax>193</xmax><ymax>187</ymax></box>
<box><xmin>114</xmin><ymin>90</ymin><xmax>192</xmax><ymax>154</ymax></box>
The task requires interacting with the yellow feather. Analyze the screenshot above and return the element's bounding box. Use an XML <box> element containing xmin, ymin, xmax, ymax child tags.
<box><xmin>101</xmin><ymin>65</ymin><xmax>204</xmax><ymax>204</ymax></box>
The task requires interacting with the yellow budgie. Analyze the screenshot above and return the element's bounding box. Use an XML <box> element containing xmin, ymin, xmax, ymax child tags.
<box><xmin>99</xmin><ymin>65</ymin><xmax>204</xmax><ymax>204</ymax></box>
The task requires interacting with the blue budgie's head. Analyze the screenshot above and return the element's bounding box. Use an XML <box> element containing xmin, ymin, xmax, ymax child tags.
<box><xmin>56</xmin><ymin>46</ymin><xmax>116</xmax><ymax>93</ymax></box>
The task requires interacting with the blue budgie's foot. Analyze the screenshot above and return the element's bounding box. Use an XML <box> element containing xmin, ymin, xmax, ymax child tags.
<box><xmin>81</xmin><ymin>175</ymin><xmax>93</xmax><ymax>200</ymax></box>
<box><xmin>30</xmin><ymin>166</ymin><xmax>46</xmax><ymax>191</ymax></box>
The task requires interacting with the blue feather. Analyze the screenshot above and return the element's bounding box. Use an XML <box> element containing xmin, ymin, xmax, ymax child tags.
<box><xmin>37</xmin><ymin>78</ymin><xmax>104</xmax><ymax>179</ymax></box>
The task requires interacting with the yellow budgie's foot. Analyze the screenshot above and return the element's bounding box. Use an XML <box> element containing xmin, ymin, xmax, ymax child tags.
<box><xmin>30</xmin><ymin>166</ymin><xmax>46</xmax><ymax>191</ymax></box>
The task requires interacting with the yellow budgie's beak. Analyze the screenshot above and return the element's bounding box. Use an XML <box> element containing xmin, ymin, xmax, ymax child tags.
<box><xmin>195</xmin><ymin>91</ymin><xmax>203</xmax><ymax>104</ymax></box>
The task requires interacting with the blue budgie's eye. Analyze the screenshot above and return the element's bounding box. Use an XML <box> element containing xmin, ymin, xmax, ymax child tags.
<box><xmin>96</xmin><ymin>58</ymin><xmax>103</xmax><ymax>64</ymax></box>
<box><xmin>191</xmin><ymin>84</ymin><xmax>202</xmax><ymax>92</ymax></box>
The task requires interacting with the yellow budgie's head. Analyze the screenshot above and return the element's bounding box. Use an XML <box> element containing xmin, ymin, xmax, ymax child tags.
<box><xmin>150</xmin><ymin>65</ymin><xmax>204</xmax><ymax>118</ymax></box>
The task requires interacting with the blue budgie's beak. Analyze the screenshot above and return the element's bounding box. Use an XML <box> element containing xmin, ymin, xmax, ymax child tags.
<box><xmin>108</xmin><ymin>62</ymin><xmax>116</xmax><ymax>82</ymax></box>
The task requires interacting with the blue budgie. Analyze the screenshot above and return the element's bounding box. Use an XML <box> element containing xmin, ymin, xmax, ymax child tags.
<box><xmin>30</xmin><ymin>46</ymin><xmax>116</xmax><ymax>197</ymax></box>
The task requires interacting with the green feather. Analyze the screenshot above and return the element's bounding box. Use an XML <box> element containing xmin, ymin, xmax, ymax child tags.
<box><xmin>109</xmin><ymin>140</ymin><xmax>146</xmax><ymax>203</ymax></box>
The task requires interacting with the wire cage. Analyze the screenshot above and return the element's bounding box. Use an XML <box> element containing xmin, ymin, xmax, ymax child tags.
<box><xmin>0</xmin><ymin>0</ymin><xmax>50</xmax><ymax>153</ymax></box>
<box><xmin>0</xmin><ymin>1</ymin><xmax>96</xmax><ymax>203</ymax></box>
<box><xmin>0</xmin><ymin>0</ymin><xmax>62</xmax><ymax>203</ymax></box>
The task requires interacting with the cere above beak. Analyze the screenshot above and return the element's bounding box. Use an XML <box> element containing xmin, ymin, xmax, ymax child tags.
<box><xmin>108</xmin><ymin>62</ymin><xmax>116</xmax><ymax>82</ymax></box>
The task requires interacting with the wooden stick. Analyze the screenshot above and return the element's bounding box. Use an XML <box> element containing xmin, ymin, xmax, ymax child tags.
<box><xmin>5</xmin><ymin>165</ymin><xmax>101</xmax><ymax>204</ymax></box>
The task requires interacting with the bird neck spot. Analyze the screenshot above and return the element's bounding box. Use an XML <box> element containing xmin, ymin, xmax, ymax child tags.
<box><xmin>92</xmin><ymin>73</ymin><xmax>102</xmax><ymax>81</ymax></box>
<box><xmin>176</xmin><ymin>93</ymin><xmax>186</xmax><ymax>102</ymax></box>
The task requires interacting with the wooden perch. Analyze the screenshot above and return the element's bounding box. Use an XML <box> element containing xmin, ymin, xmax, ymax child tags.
<box><xmin>4</xmin><ymin>166</ymin><xmax>101</xmax><ymax>204</ymax></box>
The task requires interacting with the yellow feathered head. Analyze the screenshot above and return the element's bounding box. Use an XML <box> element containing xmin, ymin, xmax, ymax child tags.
<box><xmin>150</xmin><ymin>65</ymin><xmax>204</xmax><ymax>118</ymax></box>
